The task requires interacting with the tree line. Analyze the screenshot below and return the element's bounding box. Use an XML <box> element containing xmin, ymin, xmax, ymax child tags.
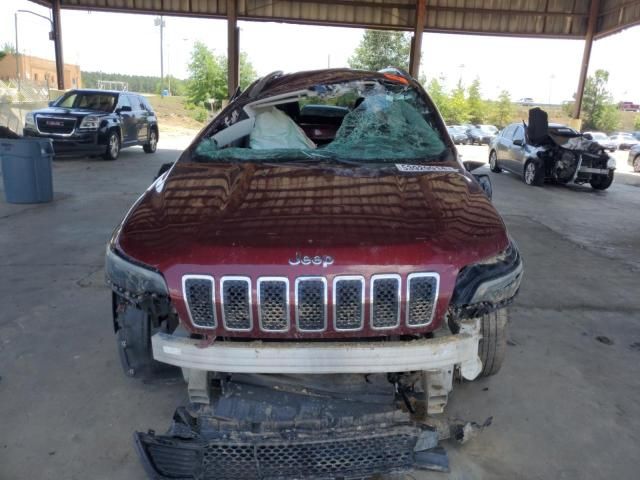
<box><xmin>348</xmin><ymin>31</ymin><xmax>514</xmax><ymax>127</ymax></box>
<box><xmin>70</xmin><ymin>30</ymin><xmax>639</xmax><ymax>131</ymax></box>
<box><xmin>348</xmin><ymin>30</ymin><xmax>635</xmax><ymax>131</ymax></box>
<box><xmin>566</xmin><ymin>69</ymin><xmax>626</xmax><ymax>132</ymax></box>
<box><xmin>81</xmin><ymin>71</ymin><xmax>189</xmax><ymax>96</ymax></box>
<box><xmin>186</xmin><ymin>41</ymin><xmax>257</xmax><ymax>108</ymax></box>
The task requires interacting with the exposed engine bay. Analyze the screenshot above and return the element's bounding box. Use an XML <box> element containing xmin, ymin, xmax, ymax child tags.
<box><xmin>527</xmin><ymin>108</ymin><xmax>615</xmax><ymax>186</ymax></box>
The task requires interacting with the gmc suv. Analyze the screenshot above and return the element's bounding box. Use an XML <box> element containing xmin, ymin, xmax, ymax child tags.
<box><xmin>23</xmin><ymin>89</ymin><xmax>159</xmax><ymax>160</ymax></box>
<box><xmin>105</xmin><ymin>69</ymin><xmax>523</xmax><ymax>479</ymax></box>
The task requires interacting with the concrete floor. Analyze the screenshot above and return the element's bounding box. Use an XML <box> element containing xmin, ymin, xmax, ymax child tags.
<box><xmin>1</xmin><ymin>141</ymin><xmax>639</xmax><ymax>479</ymax></box>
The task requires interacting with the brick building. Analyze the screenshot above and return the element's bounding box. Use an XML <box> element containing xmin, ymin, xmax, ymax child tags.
<box><xmin>0</xmin><ymin>53</ymin><xmax>80</xmax><ymax>88</ymax></box>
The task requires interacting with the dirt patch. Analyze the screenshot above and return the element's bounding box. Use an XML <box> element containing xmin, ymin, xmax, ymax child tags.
<box><xmin>147</xmin><ymin>95</ymin><xmax>208</xmax><ymax>131</ymax></box>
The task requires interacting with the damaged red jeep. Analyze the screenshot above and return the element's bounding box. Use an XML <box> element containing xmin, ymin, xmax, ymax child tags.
<box><xmin>106</xmin><ymin>69</ymin><xmax>523</xmax><ymax>479</ymax></box>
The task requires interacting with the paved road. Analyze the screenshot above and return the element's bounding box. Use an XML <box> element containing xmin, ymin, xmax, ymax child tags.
<box><xmin>0</xmin><ymin>140</ymin><xmax>638</xmax><ymax>479</ymax></box>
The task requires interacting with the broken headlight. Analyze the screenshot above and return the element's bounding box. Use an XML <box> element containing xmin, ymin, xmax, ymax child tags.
<box><xmin>450</xmin><ymin>240</ymin><xmax>523</xmax><ymax>316</ymax></box>
<box><xmin>105</xmin><ymin>246</ymin><xmax>168</xmax><ymax>299</ymax></box>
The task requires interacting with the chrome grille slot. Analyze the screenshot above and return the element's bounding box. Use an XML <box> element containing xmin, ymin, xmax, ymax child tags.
<box><xmin>295</xmin><ymin>278</ymin><xmax>327</xmax><ymax>331</ymax></box>
<box><xmin>221</xmin><ymin>277</ymin><xmax>252</xmax><ymax>331</ymax></box>
<box><xmin>183</xmin><ymin>275</ymin><xmax>216</xmax><ymax>328</ymax></box>
<box><xmin>334</xmin><ymin>276</ymin><xmax>365</xmax><ymax>331</ymax></box>
<box><xmin>407</xmin><ymin>273</ymin><xmax>439</xmax><ymax>327</ymax></box>
<box><xmin>258</xmin><ymin>278</ymin><xmax>289</xmax><ymax>332</ymax></box>
<box><xmin>371</xmin><ymin>275</ymin><xmax>400</xmax><ymax>329</ymax></box>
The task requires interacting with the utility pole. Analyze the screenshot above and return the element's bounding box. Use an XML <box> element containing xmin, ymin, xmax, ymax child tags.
<box><xmin>14</xmin><ymin>9</ymin><xmax>58</xmax><ymax>92</ymax></box>
<box><xmin>154</xmin><ymin>16</ymin><xmax>165</xmax><ymax>93</ymax></box>
<box><xmin>14</xmin><ymin>13</ymin><xmax>20</xmax><ymax>91</ymax></box>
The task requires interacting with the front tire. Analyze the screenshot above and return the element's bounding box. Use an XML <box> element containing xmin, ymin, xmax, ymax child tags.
<box><xmin>590</xmin><ymin>171</ymin><xmax>614</xmax><ymax>190</ymax></box>
<box><xmin>489</xmin><ymin>150</ymin><xmax>502</xmax><ymax>172</ymax></box>
<box><xmin>143</xmin><ymin>128</ymin><xmax>158</xmax><ymax>154</ymax></box>
<box><xmin>524</xmin><ymin>160</ymin><xmax>544</xmax><ymax>186</ymax></box>
<box><xmin>113</xmin><ymin>293</ymin><xmax>176</xmax><ymax>380</ymax></box>
<box><xmin>478</xmin><ymin>309</ymin><xmax>508</xmax><ymax>377</ymax></box>
<box><xmin>103</xmin><ymin>131</ymin><xmax>120</xmax><ymax>161</ymax></box>
<box><xmin>633</xmin><ymin>156</ymin><xmax>640</xmax><ymax>173</ymax></box>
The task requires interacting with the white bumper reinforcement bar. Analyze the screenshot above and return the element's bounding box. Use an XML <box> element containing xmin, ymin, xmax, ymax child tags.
<box><xmin>152</xmin><ymin>319</ymin><xmax>482</xmax><ymax>380</ymax></box>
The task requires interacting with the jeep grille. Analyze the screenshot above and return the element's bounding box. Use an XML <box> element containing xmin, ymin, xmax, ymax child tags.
<box><xmin>183</xmin><ymin>276</ymin><xmax>216</xmax><ymax>328</ymax></box>
<box><xmin>183</xmin><ymin>273</ymin><xmax>439</xmax><ymax>333</ymax></box>
<box><xmin>222</xmin><ymin>277</ymin><xmax>252</xmax><ymax>331</ymax></box>
<box><xmin>371</xmin><ymin>275</ymin><xmax>401</xmax><ymax>329</ymax></box>
<box><xmin>407</xmin><ymin>273</ymin><xmax>438</xmax><ymax>327</ymax></box>
<box><xmin>295</xmin><ymin>277</ymin><xmax>327</xmax><ymax>331</ymax></box>
<box><xmin>333</xmin><ymin>277</ymin><xmax>365</xmax><ymax>331</ymax></box>
<box><xmin>257</xmin><ymin>278</ymin><xmax>289</xmax><ymax>331</ymax></box>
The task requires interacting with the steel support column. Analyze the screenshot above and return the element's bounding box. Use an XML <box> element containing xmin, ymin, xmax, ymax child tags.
<box><xmin>52</xmin><ymin>0</ymin><xmax>65</xmax><ymax>89</ymax></box>
<box><xmin>227</xmin><ymin>0</ymin><xmax>239</xmax><ymax>98</ymax></box>
<box><xmin>573</xmin><ymin>0</ymin><xmax>599</xmax><ymax>119</ymax></box>
<box><xmin>409</xmin><ymin>0</ymin><xmax>426</xmax><ymax>78</ymax></box>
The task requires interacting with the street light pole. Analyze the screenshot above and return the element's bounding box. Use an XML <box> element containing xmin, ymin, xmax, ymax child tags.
<box><xmin>14</xmin><ymin>9</ymin><xmax>57</xmax><ymax>91</ymax></box>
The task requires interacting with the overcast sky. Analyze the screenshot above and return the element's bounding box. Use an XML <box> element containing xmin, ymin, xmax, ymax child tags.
<box><xmin>1</xmin><ymin>0</ymin><xmax>638</xmax><ymax>104</ymax></box>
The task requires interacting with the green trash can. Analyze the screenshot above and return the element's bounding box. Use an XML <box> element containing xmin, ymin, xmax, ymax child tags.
<box><xmin>0</xmin><ymin>138</ymin><xmax>54</xmax><ymax>204</ymax></box>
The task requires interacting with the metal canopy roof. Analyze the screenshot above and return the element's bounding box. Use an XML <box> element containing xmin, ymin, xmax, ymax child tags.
<box><xmin>28</xmin><ymin>0</ymin><xmax>640</xmax><ymax>40</ymax></box>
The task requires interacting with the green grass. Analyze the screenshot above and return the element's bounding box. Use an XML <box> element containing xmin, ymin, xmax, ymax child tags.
<box><xmin>147</xmin><ymin>95</ymin><xmax>207</xmax><ymax>128</ymax></box>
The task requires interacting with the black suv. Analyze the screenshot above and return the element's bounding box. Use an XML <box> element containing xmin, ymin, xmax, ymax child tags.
<box><xmin>23</xmin><ymin>89</ymin><xmax>159</xmax><ymax>160</ymax></box>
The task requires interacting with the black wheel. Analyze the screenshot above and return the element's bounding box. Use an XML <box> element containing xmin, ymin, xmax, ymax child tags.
<box><xmin>478</xmin><ymin>309</ymin><xmax>508</xmax><ymax>377</ymax></box>
<box><xmin>523</xmin><ymin>160</ymin><xmax>544</xmax><ymax>186</ymax></box>
<box><xmin>590</xmin><ymin>171</ymin><xmax>614</xmax><ymax>190</ymax></box>
<box><xmin>489</xmin><ymin>150</ymin><xmax>502</xmax><ymax>172</ymax></box>
<box><xmin>103</xmin><ymin>131</ymin><xmax>120</xmax><ymax>160</ymax></box>
<box><xmin>113</xmin><ymin>293</ymin><xmax>177</xmax><ymax>380</ymax></box>
<box><xmin>633</xmin><ymin>156</ymin><xmax>640</xmax><ymax>173</ymax></box>
<box><xmin>143</xmin><ymin>128</ymin><xmax>158</xmax><ymax>154</ymax></box>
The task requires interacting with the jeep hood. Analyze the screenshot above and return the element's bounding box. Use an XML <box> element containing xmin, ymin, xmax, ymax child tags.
<box><xmin>115</xmin><ymin>162</ymin><xmax>509</xmax><ymax>274</ymax></box>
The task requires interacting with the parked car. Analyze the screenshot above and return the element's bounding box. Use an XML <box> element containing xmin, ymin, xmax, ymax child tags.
<box><xmin>629</xmin><ymin>144</ymin><xmax>640</xmax><ymax>172</ymax></box>
<box><xmin>106</xmin><ymin>69</ymin><xmax>523</xmax><ymax>476</ymax></box>
<box><xmin>632</xmin><ymin>131</ymin><xmax>640</xmax><ymax>141</ymax></box>
<box><xmin>23</xmin><ymin>89</ymin><xmax>159</xmax><ymax>160</ymax></box>
<box><xmin>466</xmin><ymin>126</ymin><xmax>496</xmax><ymax>145</ymax></box>
<box><xmin>446</xmin><ymin>125</ymin><xmax>469</xmax><ymax>144</ymax></box>
<box><xmin>489</xmin><ymin>108</ymin><xmax>616</xmax><ymax>190</ymax></box>
<box><xmin>517</xmin><ymin>97</ymin><xmax>534</xmax><ymax>106</ymax></box>
<box><xmin>609</xmin><ymin>132</ymin><xmax>640</xmax><ymax>150</ymax></box>
<box><xmin>583</xmin><ymin>131</ymin><xmax>617</xmax><ymax>152</ymax></box>
<box><xmin>478</xmin><ymin>124</ymin><xmax>499</xmax><ymax>136</ymax></box>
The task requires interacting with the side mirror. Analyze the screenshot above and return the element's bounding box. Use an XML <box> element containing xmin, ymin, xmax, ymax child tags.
<box><xmin>118</xmin><ymin>105</ymin><xmax>132</xmax><ymax>113</ymax></box>
<box><xmin>468</xmin><ymin>173</ymin><xmax>493</xmax><ymax>200</ymax></box>
<box><xmin>462</xmin><ymin>160</ymin><xmax>485</xmax><ymax>172</ymax></box>
<box><xmin>513</xmin><ymin>139</ymin><xmax>524</xmax><ymax>146</ymax></box>
<box><xmin>48</xmin><ymin>100</ymin><xmax>55</xmax><ymax>107</ymax></box>
<box><xmin>583</xmin><ymin>133</ymin><xmax>593</xmax><ymax>140</ymax></box>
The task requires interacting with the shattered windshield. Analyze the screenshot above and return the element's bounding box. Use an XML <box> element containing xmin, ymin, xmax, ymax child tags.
<box><xmin>192</xmin><ymin>79</ymin><xmax>449</xmax><ymax>164</ymax></box>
